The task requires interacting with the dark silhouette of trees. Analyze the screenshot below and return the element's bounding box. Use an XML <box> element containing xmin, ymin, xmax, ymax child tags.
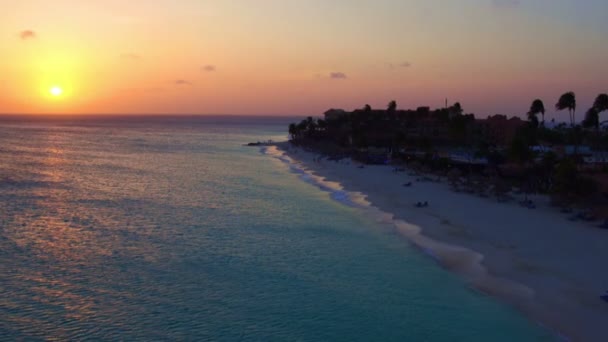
<box><xmin>448</xmin><ymin>102</ymin><xmax>463</xmax><ymax>118</ymax></box>
<box><xmin>509</xmin><ymin>137</ymin><xmax>532</xmax><ymax>164</ymax></box>
<box><xmin>580</xmin><ymin>94</ymin><xmax>608</xmax><ymax>148</ymax></box>
<box><xmin>553</xmin><ymin>158</ymin><xmax>578</xmax><ymax>200</ymax></box>
<box><xmin>453</xmin><ymin>102</ymin><xmax>463</xmax><ymax>115</ymax></box>
<box><xmin>556</xmin><ymin>92</ymin><xmax>576</xmax><ymax>126</ymax></box>
<box><xmin>527</xmin><ymin>111</ymin><xmax>540</xmax><ymax>129</ymax></box>
<box><xmin>317</xmin><ymin>119</ymin><xmax>327</xmax><ymax>132</ymax></box>
<box><xmin>553</xmin><ymin>158</ymin><xmax>597</xmax><ymax>201</ymax></box>
<box><xmin>447</xmin><ymin>113</ymin><xmax>474</xmax><ymax>146</ymax></box>
<box><xmin>593</xmin><ymin>93</ymin><xmax>608</xmax><ymax>113</ymax></box>
<box><xmin>305</xmin><ymin>116</ymin><xmax>317</xmax><ymax>137</ymax></box>
<box><xmin>288</xmin><ymin>116</ymin><xmax>330</xmax><ymax>141</ymax></box>
<box><xmin>508</xmin><ymin>130</ymin><xmax>536</xmax><ymax>199</ymax></box>
<box><xmin>593</xmin><ymin>93</ymin><xmax>608</xmax><ymax>126</ymax></box>
<box><xmin>286</xmin><ymin>94</ymin><xmax>608</xmax><ymax>210</ymax></box>
<box><xmin>583</xmin><ymin>107</ymin><xmax>599</xmax><ymax>130</ymax></box>
<box><xmin>288</xmin><ymin>123</ymin><xmax>297</xmax><ymax>141</ymax></box>
<box><xmin>296</xmin><ymin>120</ymin><xmax>307</xmax><ymax>138</ymax></box>
<box><xmin>528</xmin><ymin>99</ymin><xmax>545</xmax><ymax>126</ymax></box>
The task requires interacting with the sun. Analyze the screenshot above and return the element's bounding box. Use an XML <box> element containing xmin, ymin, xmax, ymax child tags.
<box><xmin>49</xmin><ymin>86</ymin><xmax>63</xmax><ymax>97</ymax></box>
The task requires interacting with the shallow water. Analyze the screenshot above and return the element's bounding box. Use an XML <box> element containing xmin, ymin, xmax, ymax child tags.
<box><xmin>0</xmin><ymin>116</ymin><xmax>553</xmax><ymax>341</ymax></box>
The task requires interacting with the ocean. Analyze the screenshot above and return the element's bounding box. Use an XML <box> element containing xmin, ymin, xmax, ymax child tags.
<box><xmin>0</xmin><ymin>115</ymin><xmax>553</xmax><ymax>341</ymax></box>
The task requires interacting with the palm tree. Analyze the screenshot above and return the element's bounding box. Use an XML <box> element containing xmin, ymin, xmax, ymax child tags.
<box><xmin>316</xmin><ymin>118</ymin><xmax>327</xmax><ymax>132</ymax></box>
<box><xmin>305</xmin><ymin>116</ymin><xmax>316</xmax><ymax>137</ymax></box>
<box><xmin>288</xmin><ymin>123</ymin><xmax>297</xmax><ymax>141</ymax></box>
<box><xmin>583</xmin><ymin>107</ymin><xmax>599</xmax><ymax>130</ymax></box>
<box><xmin>555</xmin><ymin>92</ymin><xmax>576</xmax><ymax>126</ymax></box>
<box><xmin>296</xmin><ymin>120</ymin><xmax>307</xmax><ymax>139</ymax></box>
<box><xmin>528</xmin><ymin>99</ymin><xmax>546</xmax><ymax>126</ymax></box>
<box><xmin>453</xmin><ymin>102</ymin><xmax>463</xmax><ymax>115</ymax></box>
<box><xmin>593</xmin><ymin>93</ymin><xmax>608</xmax><ymax>112</ymax></box>
<box><xmin>447</xmin><ymin>102</ymin><xmax>463</xmax><ymax>119</ymax></box>
<box><xmin>593</xmin><ymin>93</ymin><xmax>608</xmax><ymax>125</ymax></box>
<box><xmin>582</xmin><ymin>107</ymin><xmax>603</xmax><ymax>152</ymax></box>
<box><xmin>527</xmin><ymin>111</ymin><xmax>539</xmax><ymax>129</ymax></box>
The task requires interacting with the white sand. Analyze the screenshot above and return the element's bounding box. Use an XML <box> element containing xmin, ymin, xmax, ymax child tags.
<box><xmin>274</xmin><ymin>143</ymin><xmax>608</xmax><ymax>342</ymax></box>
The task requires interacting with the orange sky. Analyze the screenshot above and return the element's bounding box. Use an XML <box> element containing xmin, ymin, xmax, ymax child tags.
<box><xmin>1</xmin><ymin>0</ymin><xmax>607</xmax><ymax>121</ymax></box>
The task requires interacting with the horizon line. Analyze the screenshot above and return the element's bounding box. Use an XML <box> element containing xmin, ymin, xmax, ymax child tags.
<box><xmin>0</xmin><ymin>113</ymin><xmax>304</xmax><ymax>118</ymax></box>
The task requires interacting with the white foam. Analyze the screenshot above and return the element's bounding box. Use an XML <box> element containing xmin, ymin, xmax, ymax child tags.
<box><xmin>266</xmin><ymin>145</ymin><xmax>537</xmax><ymax>313</ymax></box>
<box><xmin>265</xmin><ymin>144</ymin><xmax>598</xmax><ymax>341</ymax></box>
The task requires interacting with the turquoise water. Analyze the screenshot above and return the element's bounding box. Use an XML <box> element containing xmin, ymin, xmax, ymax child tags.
<box><xmin>0</xmin><ymin>116</ymin><xmax>553</xmax><ymax>341</ymax></box>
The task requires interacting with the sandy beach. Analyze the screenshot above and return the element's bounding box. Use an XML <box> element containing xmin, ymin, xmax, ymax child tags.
<box><xmin>273</xmin><ymin>142</ymin><xmax>608</xmax><ymax>342</ymax></box>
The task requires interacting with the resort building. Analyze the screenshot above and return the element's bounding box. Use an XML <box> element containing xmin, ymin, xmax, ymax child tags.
<box><xmin>472</xmin><ymin>115</ymin><xmax>526</xmax><ymax>147</ymax></box>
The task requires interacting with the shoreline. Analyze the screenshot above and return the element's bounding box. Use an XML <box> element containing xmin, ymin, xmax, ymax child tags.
<box><xmin>270</xmin><ymin>141</ymin><xmax>608</xmax><ymax>342</ymax></box>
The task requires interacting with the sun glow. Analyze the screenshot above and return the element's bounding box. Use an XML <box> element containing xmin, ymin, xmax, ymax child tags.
<box><xmin>50</xmin><ymin>86</ymin><xmax>63</xmax><ymax>97</ymax></box>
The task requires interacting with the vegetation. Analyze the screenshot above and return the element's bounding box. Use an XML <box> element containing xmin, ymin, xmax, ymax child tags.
<box><xmin>556</xmin><ymin>92</ymin><xmax>576</xmax><ymax>126</ymax></box>
<box><xmin>553</xmin><ymin>158</ymin><xmax>597</xmax><ymax>201</ymax></box>
<box><xmin>288</xmin><ymin>92</ymin><xmax>608</xmax><ymax>210</ymax></box>
<box><xmin>528</xmin><ymin>99</ymin><xmax>545</xmax><ymax>127</ymax></box>
<box><xmin>583</xmin><ymin>108</ymin><xmax>599</xmax><ymax>130</ymax></box>
<box><xmin>593</xmin><ymin>93</ymin><xmax>608</xmax><ymax>115</ymax></box>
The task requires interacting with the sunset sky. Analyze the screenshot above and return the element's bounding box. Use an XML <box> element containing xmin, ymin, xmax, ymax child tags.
<box><xmin>1</xmin><ymin>0</ymin><xmax>607</xmax><ymax>120</ymax></box>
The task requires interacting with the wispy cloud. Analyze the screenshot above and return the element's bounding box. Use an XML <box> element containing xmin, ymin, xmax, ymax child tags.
<box><xmin>329</xmin><ymin>72</ymin><xmax>347</xmax><ymax>80</ymax></box>
<box><xmin>202</xmin><ymin>65</ymin><xmax>216</xmax><ymax>72</ymax></box>
<box><xmin>174</xmin><ymin>79</ymin><xmax>192</xmax><ymax>86</ymax></box>
<box><xmin>19</xmin><ymin>30</ymin><xmax>36</xmax><ymax>40</ymax></box>
<box><xmin>388</xmin><ymin>62</ymin><xmax>412</xmax><ymax>69</ymax></box>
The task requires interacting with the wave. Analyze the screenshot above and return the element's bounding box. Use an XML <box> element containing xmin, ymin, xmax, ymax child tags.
<box><xmin>264</xmin><ymin>145</ymin><xmax>546</xmax><ymax>328</ymax></box>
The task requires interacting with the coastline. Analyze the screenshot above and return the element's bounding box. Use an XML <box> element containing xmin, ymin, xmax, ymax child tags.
<box><xmin>270</xmin><ymin>141</ymin><xmax>608</xmax><ymax>342</ymax></box>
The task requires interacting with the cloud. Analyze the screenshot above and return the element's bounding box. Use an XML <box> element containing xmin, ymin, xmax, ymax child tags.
<box><xmin>174</xmin><ymin>79</ymin><xmax>192</xmax><ymax>86</ymax></box>
<box><xmin>120</xmin><ymin>53</ymin><xmax>142</xmax><ymax>61</ymax></box>
<box><xmin>387</xmin><ymin>62</ymin><xmax>412</xmax><ymax>69</ymax></box>
<box><xmin>202</xmin><ymin>65</ymin><xmax>216</xmax><ymax>72</ymax></box>
<box><xmin>19</xmin><ymin>30</ymin><xmax>36</xmax><ymax>40</ymax></box>
<box><xmin>492</xmin><ymin>0</ymin><xmax>520</xmax><ymax>8</ymax></box>
<box><xmin>329</xmin><ymin>72</ymin><xmax>347</xmax><ymax>80</ymax></box>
